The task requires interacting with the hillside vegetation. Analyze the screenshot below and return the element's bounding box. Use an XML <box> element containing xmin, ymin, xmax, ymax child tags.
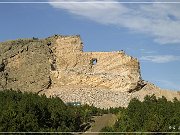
<box><xmin>101</xmin><ymin>95</ymin><xmax>180</xmax><ymax>133</ymax></box>
<box><xmin>0</xmin><ymin>90</ymin><xmax>180</xmax><ymax>133</ymax></box>
<box><xmin>0</xmin><ymin>90</ymin><xmax>106</xmax><ymax>132</ymax></box>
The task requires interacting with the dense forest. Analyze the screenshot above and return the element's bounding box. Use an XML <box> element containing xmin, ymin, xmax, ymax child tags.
<box><xmin>0</xmin><ymin>90</ymin><xmax>106</xmax><ymax>132</ymax></box>
<box><xmin>101</xmin><ymin>95</ymin><xmax>180</xmax><ymax>134</ymax></box>
<box><xmin>0</xmin><ymin>90</ymin><xmax>180</xmax><ymax>133</ymax></box>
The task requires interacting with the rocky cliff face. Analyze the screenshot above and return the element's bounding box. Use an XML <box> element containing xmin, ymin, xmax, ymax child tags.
<box><xmin>0</xmin><ymin>39</ymin><xmax>53</xmax><ymax>92</ymax></box>
<box><xmin>0</xmin><ymin>35</ymin><xmax>179</xmax><ymax>108</ymax></box>
<box><xmin>49</xmin><ymin>35</ymin><xmax>142</xmax><ymax>92</ymax></box>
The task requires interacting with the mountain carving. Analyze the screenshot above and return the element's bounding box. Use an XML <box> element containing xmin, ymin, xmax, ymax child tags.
<box><xmin>0</xmin><ymin>35</ymin><xmax>179</xmax><ymax>108</ymax></box>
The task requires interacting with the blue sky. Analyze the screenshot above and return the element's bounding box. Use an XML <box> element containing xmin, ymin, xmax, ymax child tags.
<box><xmin>0</xmin><ymin>0</ymin><xmax>180</xmax><ymax>90</ymax></box>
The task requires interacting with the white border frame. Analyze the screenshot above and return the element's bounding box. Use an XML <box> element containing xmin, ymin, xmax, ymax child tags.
<box><xmin>0</xmin><ymin>0</ymin><xmax>180</xmax><ymax>134</ymax></box>
<box><xmin>1</xmin><ymin>1</ymin><xmax>180</xmax><ymax>4</ymax></box>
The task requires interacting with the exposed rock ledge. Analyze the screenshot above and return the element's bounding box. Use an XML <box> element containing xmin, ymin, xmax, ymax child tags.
<box><xmin>0</xmin><ymin>35</ymin><xmax>179</xmax><ymax>108</ymax></box>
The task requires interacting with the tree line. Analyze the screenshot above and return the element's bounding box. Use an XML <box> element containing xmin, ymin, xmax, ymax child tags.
<box><xmin>101</xmin><ymin>95</ymin><xmax>180</xmax><ymax>134</ymax></box>
<box><xmin>1</xmin><ymin>90</ymin><xmax>179</xmax><ymax>133</ymax></box>
<box><xmin>0</xmin><ymin>90</ymin><xmax>107</xmax><ymax>132</ymax></box>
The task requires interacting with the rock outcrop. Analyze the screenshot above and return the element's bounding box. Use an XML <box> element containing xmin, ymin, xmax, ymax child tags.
<box><xmin>0</xmin><ymin>35</ymin><xmax>179</xmax><ymax>108</ymax></box>
<box><xmin>0</xmin><ymin>39</ymin><xmax>53</xmax><ymax>92</ymax></box>
<box><xmin>49</xmin><ymin>35</ymin><xmax>141</xmax><ymax>92</ymax></box>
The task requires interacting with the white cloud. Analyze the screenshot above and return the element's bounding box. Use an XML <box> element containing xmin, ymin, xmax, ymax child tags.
<box><xmin>140</xmin><ymin>55</ymin><xmax>180</xmax><ymax>63</ymax></box>
<box><xmin>49</xmin><ymin>0</ymin><xmax>180</xmax><ymax>44</ymax></box>
<box><xmin>49</xmin><ymin>0</ymin><xmax>128</xmax><ymax>25</ymax></box>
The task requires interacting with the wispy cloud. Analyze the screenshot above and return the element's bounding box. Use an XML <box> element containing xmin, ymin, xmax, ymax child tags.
<box><xmin>49</xmin><ymin>0</ymin><xmax>180</xmax><ymax>44</ymax></box>
<box><xmin>143</xmin><ymin>51</ymin><xmax>157</xmax><ymax>54</ymax></box>
<box><xmin>140</xmin><ymin>49</ymin><xmax>157</xmax><ymax>54</ymax></box>
<box><xmin>155</xmin><ymin>79</ymin><xmax>180</xmax><ymax>90</ymax></box>
<box><xmin>140</xmin><ymin>55</ymin><xmax>180</xmax><ymax>63</ymax></box>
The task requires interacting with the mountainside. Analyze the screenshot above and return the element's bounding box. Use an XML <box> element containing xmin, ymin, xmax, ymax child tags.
<box><xmin>0</xmin><ymin>38</ymin><xmax>53</xmax><ymax>93</ymax></box>
<box><xmin>0</xmin><ymin>35</ymin><xmax>179</xmax><ymax>108</ymax></box>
